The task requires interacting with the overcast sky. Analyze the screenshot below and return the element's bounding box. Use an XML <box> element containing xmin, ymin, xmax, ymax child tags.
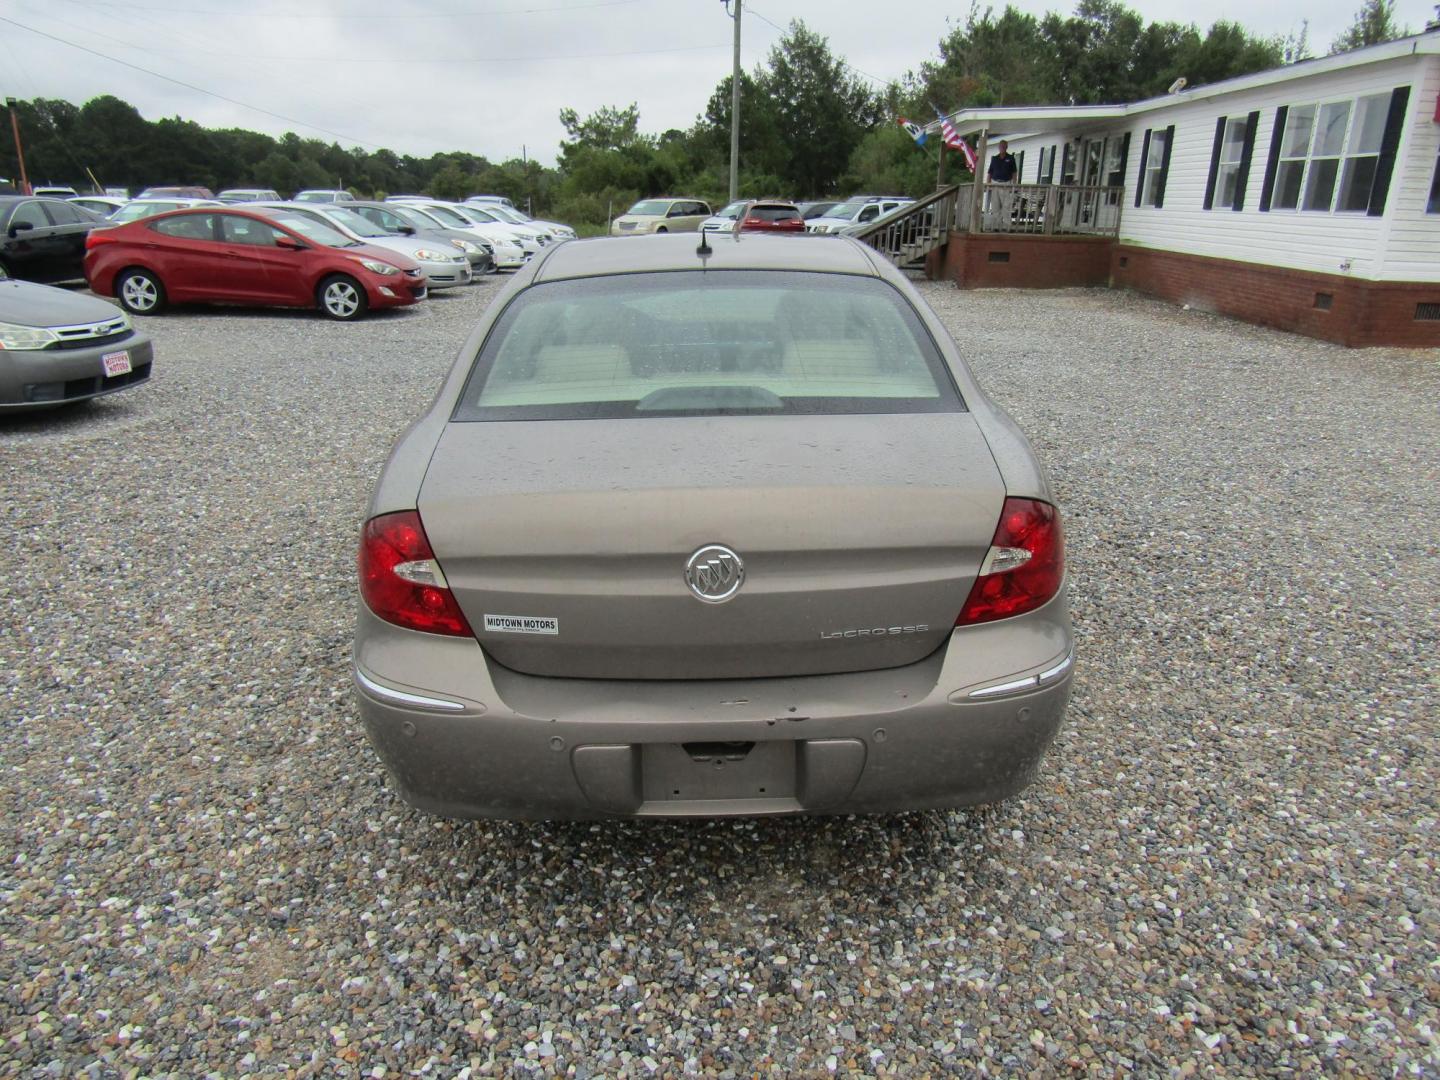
<box><xmin>1</xmin><ymin>0</ymin><xmax>1435</xmax><ymax>167</ymax></box>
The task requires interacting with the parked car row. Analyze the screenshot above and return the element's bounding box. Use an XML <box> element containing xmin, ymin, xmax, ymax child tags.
<box><xmin>613</xmin><ymin>195</ymin><xmax>916</xmax><ymax>237</ymax></box>
<box><xmin>0</xmin><ymin>188</ymin><xmax>590</xmax><ymax>324</ymax></box>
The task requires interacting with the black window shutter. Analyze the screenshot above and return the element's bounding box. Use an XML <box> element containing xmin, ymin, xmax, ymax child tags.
<box><xmin>1233</xmin><ymin>110</ymin><xmax>1260</xmax><ymax>211</ymax></box>
<box><xmin>1259</xmin><ymin>105</ymin><xmax>1288</xmax><ymax>212</ymax></box>
<box><xmin>1135</xmin><ymin>129</ymin><xmax>1152</xmax><ymax>207</ymax></box>
<box><xmin>1154</xmin><ymin>125</ymin><xmax>1175</xmax><ymax>208</ymax></box>
<box><xmin>1047</xmin><ymin>144</ymin><xmax>1057</xmax><ymax>183</ymax></box>
<box><xmin>1368</xmin><ymin>86</ymin><xmax>1411</xmax><ymax>217</ymax></box>
<box><xmin>1018</xmin><ymin>150</ymin><xmax>1026</xmax><ymax>181</ymax></box>
<box><xmin>1203</xmin><ymin>116</ymin><xmax>1227</xmax><ymax>210</ymax></box>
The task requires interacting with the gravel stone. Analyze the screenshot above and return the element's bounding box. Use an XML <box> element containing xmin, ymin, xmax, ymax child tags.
<box><xmin>1</xmin><ymin>278</ymin><xmax>1436</xmax><ymax>1077</ymax></box>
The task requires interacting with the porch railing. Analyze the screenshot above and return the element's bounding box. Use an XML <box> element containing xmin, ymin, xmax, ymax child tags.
<box><xmin>972</xmin><ymin>183</ymin><xmax>1124</xmax><ymax>236</ymax></box>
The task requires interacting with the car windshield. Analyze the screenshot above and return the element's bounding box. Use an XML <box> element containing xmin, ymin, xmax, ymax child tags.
<box><xmin>717</xmin><ymin>202</ymin><xmax>746</xmax><ymax>218</ymax></box>
<box><xmin>318</xmin><ymin>207</ymin><xmax>387</xmax><ymax>237</ymax></box>
<box><xmin>391</xmin><ymin>206</ymin><xmax>438</xmax><ymax>230</ymax></box>
<box><xmin>424</xmin><ymin>205</ymin><xmax>472</xmax><ymax>227</ymax></box>
<box><xmin>295</xmin><ymin>191</ymin><xmax>339</xmax><ymax>202</ymax></box>
<box><xmin>254</xmin><ymin>210</ymin><xmax>356</xmax><ymax>247</ymax></box>
<box><xmin>111</xmin><ymin>202</ymin><xmax>178</xmax><ymax>223</ymax></box>
<box><xmin>478</xmin><ymin>205</ymin><xmax>522</xmax><ymax>222</ymax></box>
<box><xmin>825</xmin><ymin>201</ymin><xmax>868</xmax><ymax>219</ymax></box>
<box><xmin>626</xmin><ymin>200</ymin><xmax>671</xmax><ymax>216</ymax></box>
<box><xmin>454</xmin><ymin>270</ymin><xmax>961</xmax><ymax>421</ymax></box>
<box><xmin>455</xmin><ymin>206</ymin><xmax>499</xmax><ymax>223</ymax></box>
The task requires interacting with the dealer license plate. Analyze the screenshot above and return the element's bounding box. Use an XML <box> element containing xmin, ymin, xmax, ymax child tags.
<box><xmin>101</xmin><ymin>351</ymin><xmax>131</xmax><ymax>377</ymax></box>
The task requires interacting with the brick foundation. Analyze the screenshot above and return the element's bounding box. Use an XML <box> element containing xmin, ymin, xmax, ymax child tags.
<box><xmin>926</xmin><ymin>235</ymin><xmax>1440</xmax><ymax>348</ymax></box>
<box><xmin>928</xmin><ymin>233</ymin><xmax>1113</xmax><ymax>290</ymax></box>
<box><xmin>1108</xmin><ymin>246</ymin><xmax>1440</xmax><ymax>348</ymax></box>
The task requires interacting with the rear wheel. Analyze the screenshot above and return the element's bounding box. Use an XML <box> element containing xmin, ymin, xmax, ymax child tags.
<box><xmin>656</xmin><ymin>226</ymin><xmax>668</xmax><ymax>234</ymax></box>
<box><xmin>116</xmin><ymin>268</ymin><xmax>166</xmax><ymax>316</ymax></box>
<box><xmin>317</xmin><ymin>274</ymin><xmax>367</xmax><ymax>321</ymax></box>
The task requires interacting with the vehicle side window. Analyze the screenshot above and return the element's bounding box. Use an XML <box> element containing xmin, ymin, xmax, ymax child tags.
<box><xmin>857</xmin><ymin>206</ymin><xmax>880</xmax><ymax>222</ymax></box>
<box><xmin>42</xmin><ymin>200</ymin><xmax>84</xmax><ymax>225</ymax></box>
<box><xmin>220</xmin><ymin>216</ymin><xmax>285</xmax><ymax>245</ymax></box>
<box><xmin>9</xmin><ymin>202</ymin><xmax>48</xmax><ymax>229</ymax></box>
<box><xmin>152</xmin><ymin>214</ymin><xmax>217</xmax><ymax>241</ymax></box>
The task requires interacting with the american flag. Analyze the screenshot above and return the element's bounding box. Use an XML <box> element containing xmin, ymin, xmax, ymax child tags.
<box><xmin>936</xmin><ymin>107</ymin><xmax>978</xmax><ymax>172</ymax></box>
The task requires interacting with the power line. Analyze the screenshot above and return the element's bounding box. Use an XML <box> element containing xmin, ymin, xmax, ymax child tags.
<box><xmin>61</xmin><ymin>0</ymin><xmax>645</xmax><ymax>19</ymax></box>
<box><xmin>0</xmin><ymin>13</ymin><xmax>388</xmax><ymax>148</ymax></box>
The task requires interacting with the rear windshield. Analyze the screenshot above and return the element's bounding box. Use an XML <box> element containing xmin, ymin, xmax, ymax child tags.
<box><xmin>747</xmin><ymin>205</ymin><xmax>800</xmax><ymax>221</ymax></box>
<box><xmin>453</xmin><ymin>270</ymin><xmax>962</xmax><ymax>420</ymax></box>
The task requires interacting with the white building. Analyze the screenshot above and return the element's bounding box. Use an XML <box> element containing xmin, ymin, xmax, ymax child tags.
<box><xmin>924</xmin><ymin>29</ymin><xmax>1440</xmax><ymax>347</ymax></box>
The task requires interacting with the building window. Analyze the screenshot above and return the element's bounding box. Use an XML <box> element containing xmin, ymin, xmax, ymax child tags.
<box><xmin>1270</xmin><ymin>93</ymin><xmax>1390</xmax><ymax>212</ymax></box>
<box><xmin>1060</xmin><ymin>142</ymin><xmax>1077</xmax><ymax>184</ymax></box>
<box><xmin>1205</xmin><ymin>112</ymin><xmax>1259</xmax><ymax>211</ymax></box>
<box><xmin>1039</xmin><ymin>145</ymin><xmax>1056</xmax><ymax>184</ymax></box>
<box><xmin>1104</xmin><ymin>134</ymin><xmax>1129</xmax><ymax>188</ymax></box>
<box><xmin>1429</xmin><ymin>149</ymin><xmax>1440</xmax><ymax>214</ymax></box>
<box><xmin>1137</xmin><ymin>126</ymin><xmax>1173</xmax><ymax>208</ymax></box>
<box><xmin>1216</xmin><ymin>118</ymin><xmax>1247</xmax><ymax>206</ymax></box>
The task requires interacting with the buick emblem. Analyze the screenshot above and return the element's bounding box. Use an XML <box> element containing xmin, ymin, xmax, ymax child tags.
<box><xmin>685</xmin><ymin>545</ymin><xmax>745</xmax><ymax>603</ymax></box>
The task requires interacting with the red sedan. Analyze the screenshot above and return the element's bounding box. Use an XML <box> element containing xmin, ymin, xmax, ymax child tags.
<box><xmin>85</xmin><ymin>207</ymin><xmax>427</xmax><ymax>321</ymax></box>
<box><xmin>738</xmin><ymin>202</ymin><xmax>806</xmax><ymax>233</ymax></box>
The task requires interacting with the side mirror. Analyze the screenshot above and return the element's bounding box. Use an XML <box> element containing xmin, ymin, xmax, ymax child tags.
<box><xmin>398</xmin><ymin>225</ymin><xmax>416</xmax><ymax>235</ymax></box>
<box><xmin>9</xmin><ymin>221</ymin><xmax>34</xmax><ymax>238</ymax></box>
<box><xmin>275</xmin><ymin>234</ymin><xmax>306</xmax><ymax>251</ymax></box>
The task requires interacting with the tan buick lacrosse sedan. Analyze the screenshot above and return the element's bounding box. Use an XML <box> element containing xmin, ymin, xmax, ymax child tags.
<box><xmin>354</xmin><ymin>234</ymin><xmax>1073</xmax><ymax>819</ymax></box>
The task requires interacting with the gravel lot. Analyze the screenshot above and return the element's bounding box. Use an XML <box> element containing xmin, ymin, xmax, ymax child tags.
<box><xmin>2</xmin><ymin>275</ymin><xmax>1437</xmax><ymax>1078</ymax></box>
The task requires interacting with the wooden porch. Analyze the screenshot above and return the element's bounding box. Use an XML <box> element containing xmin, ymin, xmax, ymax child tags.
<box><xmin>849</xmin><ymin>182</ymin><xmax>1125</xmax><ymax>275</ymax></box>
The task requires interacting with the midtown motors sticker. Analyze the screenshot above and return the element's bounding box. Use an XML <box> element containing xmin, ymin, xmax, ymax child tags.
<box><xmin>483</xmin><ymin>614</ymin><xmax>559</xmax><ymax>635</ymax></box>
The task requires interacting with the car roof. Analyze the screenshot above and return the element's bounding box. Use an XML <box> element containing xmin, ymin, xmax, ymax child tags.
<box><xmin>531</xmin><ymin>233</ymin><xmax>882</xmax><ymax>284</ymax></box>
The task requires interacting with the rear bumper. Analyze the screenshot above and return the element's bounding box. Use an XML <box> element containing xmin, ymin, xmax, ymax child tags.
<box><xmin>352</xmin><ymin>597</ymin><xmax>1073</xmax><ymax>820</ymax></box>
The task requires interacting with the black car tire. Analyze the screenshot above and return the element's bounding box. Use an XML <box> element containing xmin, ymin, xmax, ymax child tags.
<box><xmin>317</xmin><ymin>274</ymin><xmax>368</xmax><ymax>321</ymax></box>
<box><xmin>656</xmin><ymin>226</ymin><xmax>668</xmax><ymax>233</ymax></box>
<box><xmin>116</xmin><ymin>268</ymin><xmax>167</xmax><ymax>316</ymax></box>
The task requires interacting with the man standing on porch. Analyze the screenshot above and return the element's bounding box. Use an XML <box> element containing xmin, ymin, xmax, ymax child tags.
<box><xmin>986</xmin><ymin>139</ymin><xmax>1019</xmax><ymax>229</ymax></box>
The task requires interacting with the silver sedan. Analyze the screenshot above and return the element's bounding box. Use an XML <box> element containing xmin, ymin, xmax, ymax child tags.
<box><xmin>250</xmin><ymin>202</ymin><xmax>473</xmax><ymax>289</ymax></box>
<box><xmin>0</xmin><ymin>265</ymin><xmax>152</xmax><ymax>408</ymax></box>
<box><xmin>353</xmin><ymin>235</ymin><xmax>1072</xmax><ymax>819</ymax></box>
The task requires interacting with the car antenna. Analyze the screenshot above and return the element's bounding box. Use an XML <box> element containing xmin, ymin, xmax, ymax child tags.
<box><xmin>696</xmin><ymin>229</ymin><xmax>712</xmax><ymax>267</ymax></box>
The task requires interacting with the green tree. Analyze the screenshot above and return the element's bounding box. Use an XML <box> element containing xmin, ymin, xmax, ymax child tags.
<box><xmin>1331</xmin><ymin>0</ymin><xmax>1409</xmax><ymax>52</ymax></box>
<box><xmin>756</xmin><ymin>21</ymin><xmax>880</xmax><ymax>195</ymax></box>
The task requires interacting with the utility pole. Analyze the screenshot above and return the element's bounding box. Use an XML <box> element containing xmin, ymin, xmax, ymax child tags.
<box><xmin>6</xmin><ymin>98</ymin><xmax>30</xmax><ymax>195</ymax></box>
<box><xmin>725</xmin><ymin>0</ymin><xmax>741</xmax><ymax>203</ymax></box>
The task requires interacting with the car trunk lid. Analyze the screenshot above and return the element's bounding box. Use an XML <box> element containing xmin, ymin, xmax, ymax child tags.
<box><xmin>417</xmin><ymin>413</ymin><xmax>1005</xmax><ymax>680</ymax></box>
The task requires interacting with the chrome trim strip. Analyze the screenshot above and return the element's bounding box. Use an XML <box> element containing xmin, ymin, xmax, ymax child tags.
<box><xmin>1038</xmin><ymin>648</ymin><xmax>1076</xmax><ymax>685</ymax></box>
<box><xmin>354</xmin><ymin>668</ymin><xmax>466</xmax><ymax>713</ymax></box>
<box><xmin>968</xmin><ymin>675</ymin><xmax>1038</xmax><ymax>699</ymax></box>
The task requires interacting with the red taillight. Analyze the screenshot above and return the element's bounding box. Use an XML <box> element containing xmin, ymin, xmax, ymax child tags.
<box><xmin>84</xmin><ymin>230</ymin><xmax>117</xmax><ymax>250</ymax></box>
<box><xmin>359</xmin><ymin>511</ymin><xmax>473</xmax><ymax>637</ymax></box>
<box><xmin>956</xmin><ymin>498</ymin><xmax>1064</xmax><ymax>626</ymax></box>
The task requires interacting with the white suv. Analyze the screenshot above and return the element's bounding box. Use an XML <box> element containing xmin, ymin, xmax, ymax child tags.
<box><xmin>805</xmin><ymin>196</ymin><xmax>913</xmax><ymax>235</ymax></box>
